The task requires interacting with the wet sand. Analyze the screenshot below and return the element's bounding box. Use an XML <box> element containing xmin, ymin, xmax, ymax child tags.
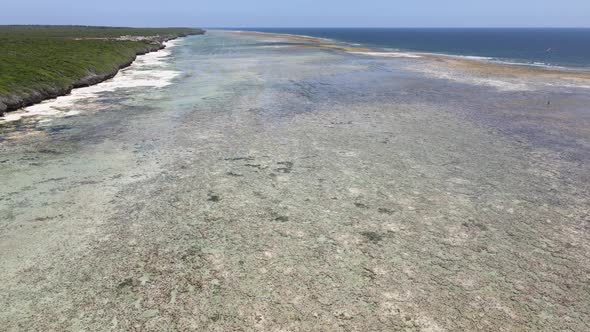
<box><xmin>1</xmin><ymin>31</ymin><xmax>589</xmax><ymax>331</ymax></box>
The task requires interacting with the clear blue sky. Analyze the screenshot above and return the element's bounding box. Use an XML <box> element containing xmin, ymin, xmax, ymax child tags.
<box><xmin>2</xmin><ymin>0</ymin><xmax>589</xmax><ymax>28</ymax></box>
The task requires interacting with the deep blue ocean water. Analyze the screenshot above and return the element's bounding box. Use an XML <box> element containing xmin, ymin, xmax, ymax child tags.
<box><xmin>234</xmin><ymin>28</ymin><xmax>590</xmax><ymax>69</ymax></box>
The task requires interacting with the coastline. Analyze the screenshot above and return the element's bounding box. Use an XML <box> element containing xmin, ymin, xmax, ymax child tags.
<box><xmin>2</xmin><ymin>28</ymin><xmax>590</xmax><ymax>331</ymax></box>
<box><xmin>0</xmin><ymin>38</ymin><xmax>186</xmax><ymax>123</ymax></box>
<box><xmin>0</xmin><ymin>31</ymin><xmax>204</xmax><ymax>116</ymax></box>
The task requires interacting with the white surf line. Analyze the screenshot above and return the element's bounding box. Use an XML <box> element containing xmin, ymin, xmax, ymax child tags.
<box><xmin>349</xmin><ymin>50</ymin><xmax>590</xmax><ymax>91</ymax></box>
<box><xmin>1</xmin><ymin>39</ymin><xmax>183</xmax><ymax>123</ymax></box>
<box><xmin>348</xmin><ymin>51</ymin><xmax>422</xmax><ymax>58</ymax></box>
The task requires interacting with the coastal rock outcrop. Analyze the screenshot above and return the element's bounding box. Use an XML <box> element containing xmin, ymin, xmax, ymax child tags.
<box><xmin>0</xmin><ymin>29</ymin><xmax>204</xmax><ymax>116</ymax></box>
<box><xmin>0</xmin><ymin>43</ymin><xmax>165</xmax><ymax>114</ymax></box>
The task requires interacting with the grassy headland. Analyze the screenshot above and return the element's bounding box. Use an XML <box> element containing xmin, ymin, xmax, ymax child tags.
<box><xmin>0</xmin><ymin>26</ymin><xmax>204</xmax><ymax>115</ymax></box>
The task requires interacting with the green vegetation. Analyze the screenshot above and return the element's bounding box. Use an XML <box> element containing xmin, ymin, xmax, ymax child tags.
<box><xmin>0</xmin><ymin>25</ymin><xmax>204</xmax><ymax>114</ymax></box>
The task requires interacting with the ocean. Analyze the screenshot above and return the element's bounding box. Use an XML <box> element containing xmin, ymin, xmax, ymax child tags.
<box><xmin>234</xmin><ymin>28</ymin><xmax>590</xmax><ymax>69</ymax></box>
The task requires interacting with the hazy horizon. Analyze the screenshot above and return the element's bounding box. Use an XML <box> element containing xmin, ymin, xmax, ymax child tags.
<box><xmin>2</xmin><ymin>0</ymin><xmax>590</xmax><ymax>28</ymax></box>
<box><xmin>4</xmin><ymin>25</ymin><xmax>590</xmax><ymax>29</ymax></box>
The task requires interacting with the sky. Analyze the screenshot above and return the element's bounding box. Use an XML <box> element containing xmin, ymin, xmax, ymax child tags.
<box><xmin>2</xmin><ymin>0</ymin><xmax>590</xmax><ymax>28</ymax></box>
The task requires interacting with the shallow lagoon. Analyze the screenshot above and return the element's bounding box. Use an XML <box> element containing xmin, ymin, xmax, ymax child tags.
<box><xmin>1</xmin><ymin>31</ymin><xmax>589</xmax><ymax>331</ymax></box>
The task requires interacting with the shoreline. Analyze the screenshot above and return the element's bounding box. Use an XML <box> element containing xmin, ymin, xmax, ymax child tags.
<box><xmin>2</xmin><ymin>28</ymin><xmax>590</xmax><ymax>331</ymax></box>
<box><xmin>0</xmin><ymin>32</ymin><xmax>203</xmax><ymax>116</ymax></box>
<box><xmin>0</xmin><ymin>38</ymin><xmax>186</xmax><ymax>123</ymax></box>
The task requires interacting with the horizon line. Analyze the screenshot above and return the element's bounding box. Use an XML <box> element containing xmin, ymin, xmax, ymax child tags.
<box><xmin>2</xmin><ymin>24</ymin><xmax>590</xmax><ymax>29</ymax></box>
<box><xmin>210</xmin><ymin>26</ymin><xmax>590</xmax><ymax>29</ymax></box>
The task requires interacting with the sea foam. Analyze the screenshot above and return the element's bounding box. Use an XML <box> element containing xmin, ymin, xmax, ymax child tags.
<box><xmin>2</xmin><ymin>39</ymin><xmax>182</xmax><ymax>123</ymax></box>
<box><xmin>349</xmin><ymin>51</ymin><xmax>422</xmax><ymax>58</ymax></box>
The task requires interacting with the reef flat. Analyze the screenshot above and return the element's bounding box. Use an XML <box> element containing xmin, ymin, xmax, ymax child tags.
<box><xmin>1</xmin><ymin>31</ymin><xmax>589</xmax><ymax>331</ymax></box>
